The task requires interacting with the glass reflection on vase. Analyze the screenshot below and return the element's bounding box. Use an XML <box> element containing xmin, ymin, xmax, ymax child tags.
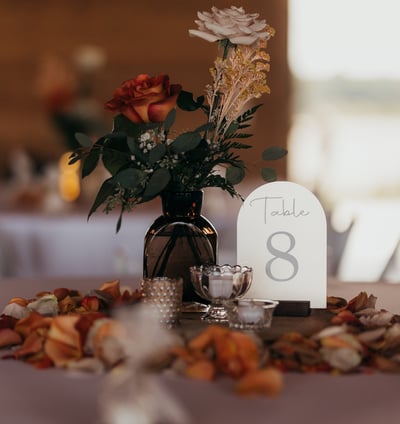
<box><xmin>143</xmin><ymin>191</ymin><xmax>217</xmax><ymax>303</ymax></box>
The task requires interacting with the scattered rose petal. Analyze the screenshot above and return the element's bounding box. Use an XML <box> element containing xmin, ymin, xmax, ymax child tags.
<box><xmin>320</xmin><ymin>347</ymin><xmax>362</xmax><ymax>372</ymax></box>
<box><xmin>0</xmin><ymin>328</ymin><xmax>22</xmax><ymax>348</ymax></box>
<box><xmin>185</xmin><ymin>359</ymin><xmax>215</xmax><ymax>381</ymax></box>
<box><xmin>359</xmin><ymin>311</ymin><xmax>394</xmax><ymax>328</ymax></box>
<box><xmin>2</xmin><ymin>302</ymin><xmax>29</xmax><ymax>319</ymax></box>
<box><xmin>44</xmin><ymin>315</ymin><xmax>82</xmax><ymax>367</ymax></box>
<box><xmin>27</xmin><ymin>294</ymin><xmax>59</xmax><ymax>316</ymax></box>
<box><xmin>99</xmin><ymin>280</ymin><xmax>122</xmax><ymax>300</ymax></box>
<box><xmin>15</xmin><ymin>312</ymin><xmax>52</xmax><ymax>338</ymax></box>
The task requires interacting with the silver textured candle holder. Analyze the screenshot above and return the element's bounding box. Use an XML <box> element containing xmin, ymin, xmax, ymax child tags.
<box><xmin>141</xmin><ymin>277</ymin><xmax>183</xmax><ymax>328</ymax></box>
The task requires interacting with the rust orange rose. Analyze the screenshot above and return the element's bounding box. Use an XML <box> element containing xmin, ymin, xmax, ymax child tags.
<box><xmin>105</xmin><ymin>74</ymin><xmax>181</xmax><ymax>123</ymax></box>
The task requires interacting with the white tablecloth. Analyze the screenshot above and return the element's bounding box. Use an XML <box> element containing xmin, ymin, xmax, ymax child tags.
<box><xmin>0</xmin><ymin>276</ymin><xmax>399</xmax><ymax>423</ymax></box>
<box><xmin>0</xmin><ymin>212</ymin><xmax>236</xmax><ymax>278</ymax></box>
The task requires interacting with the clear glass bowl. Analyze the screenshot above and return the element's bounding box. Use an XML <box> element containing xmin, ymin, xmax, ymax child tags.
<box><xmin>189</xmin><ymin>264</ymin><xmax>253</xmax><ymax>322</ymax></box>
<box><xmin>224</xmin><ymin>298</ymin><xmax>279</xmax><ymax>330</ymax></box>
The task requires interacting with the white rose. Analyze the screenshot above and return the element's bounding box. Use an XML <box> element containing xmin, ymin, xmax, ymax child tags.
<box><xmin>189</xmin><ymin>6</ymin><xmax>273</xmax><ymax>46</ymax></box>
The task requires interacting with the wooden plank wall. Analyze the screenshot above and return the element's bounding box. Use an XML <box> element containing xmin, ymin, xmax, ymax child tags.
<box><xmin>0</xmin><ymin>0</ymin><xmax>289</xmax><ymax>181</ymax></box>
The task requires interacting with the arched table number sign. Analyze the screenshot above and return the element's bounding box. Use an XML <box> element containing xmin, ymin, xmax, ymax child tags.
<box><xmin>237</xmin><ymin>181</ymin><xmax>327</xmax><ymax>310</ymax></box>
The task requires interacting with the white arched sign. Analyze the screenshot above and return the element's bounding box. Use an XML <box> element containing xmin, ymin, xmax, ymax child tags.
<box><xmin>237</xmin><ymin>181</ymin><xmax>327</xmax><ymax>308</ymax></box>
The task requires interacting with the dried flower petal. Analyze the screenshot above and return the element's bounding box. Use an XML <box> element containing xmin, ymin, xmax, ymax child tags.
<box><xmin>27</xmin><ymin>294</ymin><xmax>59</xmax><ymax>316</ymax></box>
<box><xmin>185</xmin><ymin>359</ymin><xmax>216</xmax><ymax>381</ymax></box>
<box><xmin>44</xmin><ymin>315</ymin><xmax>82</xmax><ymax>367</ymax></box>
<box><xmin>2</xmin><ymin>302</ymin><xmax>29</xmax><ymax>319</ymax></box>
<box><xmin>320</xmin><ymin>347</ymin><xmax>362</xmax><ymax>372</ymax></box>
<box><xmin>0</xmin><ymin>328</ymin><xmax>22</xmax><ymax>348</ymax></box>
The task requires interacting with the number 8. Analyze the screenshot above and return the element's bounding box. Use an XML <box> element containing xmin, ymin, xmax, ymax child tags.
<box><xmin>265</xmin><ymin>231</ymin><xmax>299</xmax><ymax>281</ymax></box>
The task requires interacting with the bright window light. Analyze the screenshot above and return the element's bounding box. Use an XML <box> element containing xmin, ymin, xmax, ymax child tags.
<box><xmin>289</xmin><ymin>0</ymin><xmax>400</xmax><ymax>79</ymax></box>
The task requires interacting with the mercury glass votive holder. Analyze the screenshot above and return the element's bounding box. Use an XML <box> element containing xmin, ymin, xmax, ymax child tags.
<box><xmin>189</xmin><ymin>264</ymin><xmax>253</xmax><ymax>322</ymax></box>
<box><xmin>140</xmin><ymin>277</ymin><xmax>183</xmax><ymax>328</ymax></box>
<box><xmin>224</xmin><ymin>299</ymin><xmax>279</xmax><ymax>331</ymax></box>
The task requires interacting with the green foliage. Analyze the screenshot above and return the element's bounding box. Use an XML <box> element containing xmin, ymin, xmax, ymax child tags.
<box><xmin>262</xmin><ymin>146</ymin><xmax>288</xmax><ymax>161</ymax></box>
<box><xmin>261</xmin><ymin>167</ymin><xmax>277</xmax><ymax>182</ymax></box>
<box><xmin>71</xmin><ymin>89</ymin><xmax>286</xmax><ymax>231</ymax></box>
<box><xmin>177</xmin><ymin>90</ymin><xmax>205</xmax><ymax>111</ymax></box>
<box><xmin>170</xmin><ymin>132</ymin><xmax>202</xmax><ymax>153</ymax></box>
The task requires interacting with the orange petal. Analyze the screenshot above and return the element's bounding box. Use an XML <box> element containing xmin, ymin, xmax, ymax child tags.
<box><xmin>81</xmin><ymin>296</ymin><xmax>100</xmax><ymax>312</ymax></box>
<box><xmin>58</xmin><ymin>295</ymin><xmax>77</xmax><ymax>314</ymax></box>
<box><xmin>99</xmin><ymin>280</ymin><xmax>121</xmax><ymax>300</ymax></box>
<box><xmin>185</xmin><ymin>360</ymin><xmax>216</xmax><ymax>381</ymax></box>
<box><xmin>53</xmin><ymin>287</ymin><xmax>73</xmax><ymax>301</ymax></box>
<box><xmin>7</xmin><ymin>297</ymin><xmax>29</xmax><ymax>307</ymax></box>
<box><xmin>0</xmin><ymin>328</ymin><xmax>22</xmax><ymax>348</ymax></box>
<box><xmin>45</xmin><ymin>338</ymin><xmax>82</xmax><ymax>367</ymax></box>
<box><xmin>15</xmin><ymin>312</ymin><xmax>53</xmax><ymax>338</ymax></box>
<box><xmin>48</xmin><ymin>315</ymin><xmax>81</xmax><ymax>347</ymax></box>
<box><xmin>13</xmin><ymin>332</ymin><xmax>46</xmax><ymax>358</ymax></box>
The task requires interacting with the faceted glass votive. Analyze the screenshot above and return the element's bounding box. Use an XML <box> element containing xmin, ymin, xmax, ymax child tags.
<box><xmin>224</xmin><ymin>299</ymin><xmax>279</xmax><ymax>331</ymax></box>
<box><xmin>189</xmin><ymin>265</ymin><xmax>253</xmax><ymax>322</ymax></box>
<box><xmin>140</xmin><ymin>277</ymin><xmax>183</xmax><ymax>328</ymax></box>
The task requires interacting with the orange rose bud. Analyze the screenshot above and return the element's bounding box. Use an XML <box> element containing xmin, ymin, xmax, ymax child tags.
<box><xmin>105</xmin><ymin>74</ymin><xmax>181</xmax><ymax>123</ymax></box>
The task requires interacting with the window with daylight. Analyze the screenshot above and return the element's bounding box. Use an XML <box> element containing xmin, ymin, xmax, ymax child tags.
<box><xmin>288</xmin><ymin>0</ymin><xmax>400</xmax><ymax>281</ymax></box>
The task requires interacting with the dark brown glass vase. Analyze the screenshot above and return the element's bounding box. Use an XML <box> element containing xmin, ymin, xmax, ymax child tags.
<box><xmin>143</xmin><ymin>191</ymin><xmax>217</xmax><ymax>303</ymax></box>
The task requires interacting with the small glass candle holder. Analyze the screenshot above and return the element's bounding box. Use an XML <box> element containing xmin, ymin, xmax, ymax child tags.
<box><xmin>140</xmin><ymin>277</ymin><xmax>183</xmax><ymax>328</ymax></box>
<box><xmin>189</xmin><ymin>265</ymin><xmax>252</xmax><ymax>322</ymax></box>
<box><xmin>224</xmin><ymin>299</ymin><xmax>279</xmax><ymax>331</ymax></box>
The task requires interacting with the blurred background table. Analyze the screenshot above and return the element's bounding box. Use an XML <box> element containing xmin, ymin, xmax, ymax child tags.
<box><xmin>0</xmin><ymin>211</ymin><xmax>236</xmax><ymax>279</ymax></box>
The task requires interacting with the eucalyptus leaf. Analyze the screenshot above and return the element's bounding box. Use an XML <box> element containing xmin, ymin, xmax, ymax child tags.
<box><xmin>88</xmin><ymin>178</ymin><xmax>116</xmax><ymax>218</ymax></box>
<box><xmin>143</xmin><ymin>168</ymin><xmax>171</xmax><ymax>198</ymax></box>
<box><xmin>226</xmin><ymin>165</ymin><xmax>245</xmax><ymax>185</ymax></box>
<box><xmin>149</xmin><ymin>143</ymin><xmax>167</xmax><ymax>164</ymax></box>
<box><xmin>164</xmin><ymin>109</ymin><xmax>176</xmax><ymax>132</ymax></box>
<box><xmin>114</xmin><ymin>168</ymin><xmax>145</xmax><ymax>189</ymax></box>
<box><xmin>185</xmin><ymin>139</ymin><xmax>209</xmax><ymax>162</ymax></box>
<box><xmin>102</xmin><ymin>149</ymin><xmax>131</xmax><ymax>175</ymax></box>
<box><xmin>194</xmin><ymin>122</ymin><xmax>214</xmax><ymax>133</ymax></box>
<box><xmin>75</xmin><ymin>132</ymin><xmax>93</xmax><ymax>147</ymax></box>
<box><xmin>82</xmin><ymin>150</ymin><xmax>100</xmax><ymax>178</ymax></box>
<box><xmin>113</xmin><ymin>114</ymin><xmax>143</xmax><ymax>138</ymax></box>
<box><xmin>262</xmin><ymin>146</ymin><xmax>288</xmax><ymax>161</ymax></box>
<box><xmin>177</xmin><ymin>90</ymin><xmax>204</xmax><ymax>111</ymax></box>
<box><xmin>171</xmin><ymin>132</ymin><xmax>201</xmax><ymax>153</ymax></box>
<box><xmin>261</xmin><ymin>167</ymin><xmax>277</xmax><ymax>182</ymax></box>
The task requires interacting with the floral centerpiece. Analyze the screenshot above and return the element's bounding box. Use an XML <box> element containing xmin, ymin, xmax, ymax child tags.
<box><xmin>70</xmin><ymin>6</ymin><xmax>287</xmax><ymax>231</ymax></box>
